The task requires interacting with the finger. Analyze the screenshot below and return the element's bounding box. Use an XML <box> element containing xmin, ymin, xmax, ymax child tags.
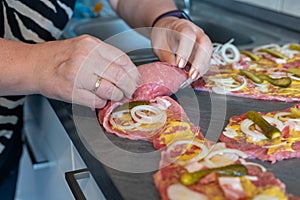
<box><xmin>175</xmin><ymin>28</ymin><xmax>196</xmax><ymax>69</ymax></box>
<box><xmin>75</xmin><ymin>70</ymin><xmax>124</xmax><ymax>102</ymax></box>
<box><xmin>93</xmin><ymin>77</ymin><xmax>124</xmax><ymax>101</ymax></box>
<box><xmin>96</xmin><ymin>43</ymin><xmax>140</xmax><ymax>84</ymax></box>
<box><xmin>154</xmin><ymin>49</ymin><xmax>176</xmax><ymax>65</ymax></box>
<box><xmin>189</xmin><ymin>35</ymin><xmax>213</xmax><ymax>79</ymax></box>
<box><xmin>73</xmin><ymin>88</ymin><xmax>107</xmax><ymax>109</ymax></box>
<box><xmin>96</xmin><ymin>62</ymin><xmax>137</xmax><ymax>99</ymax></box>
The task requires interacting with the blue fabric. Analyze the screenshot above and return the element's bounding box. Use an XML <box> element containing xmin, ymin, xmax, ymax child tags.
<box><xmin>0</xmin><ymin>165</ymin><xmax>19</xmax><ymax>200</ymax></box>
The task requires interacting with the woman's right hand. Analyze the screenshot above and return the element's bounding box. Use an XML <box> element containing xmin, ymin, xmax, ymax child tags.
<box><xmin>31</xmin><ymin>35</ymin><xmax>140</xmax><ymax>108</ymax></box>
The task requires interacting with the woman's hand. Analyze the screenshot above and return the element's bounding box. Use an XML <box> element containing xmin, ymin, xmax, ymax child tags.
<box><xmin>31</xmin><ymin>35</ymin><xmax>140</xmax><ymax>108</ymax></box>
<box><xmin>151</xmin><ymin>17</ymin><xmax>213</xmax><ymax>81</ymax></box>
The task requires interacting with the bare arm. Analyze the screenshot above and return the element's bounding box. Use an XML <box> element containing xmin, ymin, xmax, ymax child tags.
<box><xmin>0</xmin><ymin>38</ymin><xmax>38</xmax><ymax>95</ymax></box>
<box><xmin>109</xmin><ymin>0</ymin><xmax>177</xmax><ymax>28</ymax></box>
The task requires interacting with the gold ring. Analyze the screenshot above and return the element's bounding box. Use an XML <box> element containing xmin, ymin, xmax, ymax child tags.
<box><xmin>92</xmin><ymin>76</ymin><xmax>102</xmax><ymax>92</ymax></box>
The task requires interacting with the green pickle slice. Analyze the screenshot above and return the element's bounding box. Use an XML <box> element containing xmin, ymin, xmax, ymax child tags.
<box><xmin>240</xmin><ymin>50</ymin><xmax>260</xmax><ymax>61</ymax></box>
<box><xmin>239</xmin><ymin>69</ymin><xmax>263</xmax><ymax>84</ymax></box>
<box><xmin>180</xmin><ymin>164</ymin><xmax>248</xmax><ymax>186</ymax></box>
<box><xmin>257</xmin><ymin>74</ymin><xmax>291</xmax><ymax>88</ymax></box>
<box><xmin>246</xmin><ymin>111</ymin><xmax>281</xmax><ymax>139</ymax></box>
<box><xmin>260</xmin><ymin>48</ymin><xmax>288</xmax><ymax>59</ymax></box>
<box><xmin>113</xmin><ymin>101</ymin><xmax>150</xmax><ymax>112</ymax></box>
<box><xmin>286</xmin><ymin>67</ymin><xmax>300</xmax><ymax>78</ymax></box>
<box><xmin>289</xmin><ymin>44</ymin><xmax>300</xmax><ymax>51</ymax></box>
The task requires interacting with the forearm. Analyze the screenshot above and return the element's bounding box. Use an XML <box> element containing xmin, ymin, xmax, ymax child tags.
<box><xmin>109</xmin><ymin>0</ymin><xmax>177</xmax><ymax>28</ymax></box>
<box><xmin>0</xmin><ymin>38</ymin><xmax>37</xmax><ymax>96</ymax></box>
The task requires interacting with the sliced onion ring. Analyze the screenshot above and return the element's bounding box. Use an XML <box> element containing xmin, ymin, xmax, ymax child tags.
<box><xmin>110</xmin><ymin>110</ymin><xmax>138</xmax><ymax>130</ymax></box>
<box><xmin>166</xmin><ymin>140</ymin><xmax>209</xmax><ymax>165</ymax></box>
<box><xmin>204</xmin><ymin>148</ymin><xmax>247</xmax><ymax>168</ymax></box>
<box><xmin>273</xmin><ymin>112</ymin><xmax>292</xmax><ymax>122</ymax></box>
<box><xmin>222</xmin><ymin>127</ymin><xmax>238</xmax><ymax>138</ymax></box>
<box><xmin>244</xmin><ymin>176</ymin><xmax>258</xmax><ymax>181</ymax></box>
<box><xmin>262</xmin><ymin>141</ymin><xmax>287</xmax><ymax>149</ymax></box>
<box><xmin>240</xmin><ymin>115</ymin><xmax>285</xmax><ymax>142</ymax></box>
<box><xmin>239</xmin><ymin>158</ymin><xmax>266</xmax><ymax>172</ymax></box>
<box><xmin>221</xmin><ymin>42</ymin><xmax>240</xmax><ymax>63</ymax></box>
<box><xmin>288</xmin><ymin>73</ymin><xmax>300</xmax><ymax>81</ymax></box>
<box><xmin>167</xmin><ymin>184</ymin><xmax>208</xmax><ymax>200</ymax></box>
<box><xmin>260</xmin><ymin>116</ymin><xmax>284</xmax><ymax>131</ymax></box>
<box><xmin>253</xmin><ymin>43</ymin><xmax>281</xmax><ymax>52</ymax></box>
<box><xmin>212</xmin><ymin>76</ymin><xmax>247</xmax><ymax>94</ymax></box>
<box><xmin>130</xmin><ymin>105</ymin><xmax>165</xmax><ymax>124</ymax></box>
<box><xmin>134</xmin><ymin>112</ymin><xmax>167</xmax><ymax>132</ymax></box>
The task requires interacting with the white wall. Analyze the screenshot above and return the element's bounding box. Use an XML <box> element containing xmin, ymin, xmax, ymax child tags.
<box><xmin>234</xmin><ymin>0</ymin><xmax>300</xmax><ymax>17</ymax></box>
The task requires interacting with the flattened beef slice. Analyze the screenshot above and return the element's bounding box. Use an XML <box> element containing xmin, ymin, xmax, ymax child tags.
<box><xmin>134</xmin><ymin>62</ymin><xmax>187</xmax><ymax>100</ymax></box>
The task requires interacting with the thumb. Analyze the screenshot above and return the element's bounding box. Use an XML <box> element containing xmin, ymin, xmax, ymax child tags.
<box><xmin>154</xmin><ymin>49</ymin><xmax>176</xmax><ymax>66</ymax></box>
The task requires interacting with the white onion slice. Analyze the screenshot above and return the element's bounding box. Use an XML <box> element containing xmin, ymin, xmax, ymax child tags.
<box><xmin>167</xmin><ymin>184</ymin><xmax>208</xmax><ymax>200</ymax></box>
<box><xmin>130</xmin><ymin>105</ymin><xmax>165</xmax><ymax>124</ymax></box>
<box><xmin>274</xmin><ymin>58</ymin><xmax>286</xmax><ymax>64</ymax></box>
<box><xmin>253</xmin><ymin>44</ymin><xmax>281</xmax><ymax>52</ymax></box>
<box><xmin>111</xmin><ymin>109</ymin><xmax>131</xmax><ymax>117</ymax></box>
<box><xmin>211</xmin><ymin>39</ymin><xmax>240</xmax><ymax>64</ymax></box>
<box><xmin>241</xmin><ymin>117</ymin><xmax>277</xmax><ymax>142</ymax></box>
<box><xmin>135</xmin><ymin>114</ymin><xmax>166</xmax><ymax>132</ymax></box>
<box><xmin>287</xmin><ymin>118</ymin><xmax>300</xmax><ymax>123</ymax></box>
<box><xmin>110</xmin><ymin>104</ymin><xmax>167</xmax><ymax>132</ymax></box>
<box><xmin>204</xmin><ymin>148</ymin><xmax>247</xmax><ymax>168</ymax></box>
<box><xmin>261</xmin><ymin>116</ymin><xmax>284</xmax><ymax>131</ymax></box>
<box><xmin>253</xmin><ymin>194</ymin><xmax>279</xmax><ymax>200</ymax></box>
<box><xmin>267</xmin><ymin>68</ymin><xmax>285</xmax><ymax>74</ymax></box>
<box><xmin>151</xmin><ymin>97</ymin><xmax>171</xmax><ymax>110</ymax></box>
<box><xmin>212</xmin><ymin>76</ymin><xmax>247</xmax><ymax>94</ymax></box>
<box><xmin>210</xmin><ymin>142</ymin><xmax>227</xmax><ymax>151</ymax></box>
<box><xmin>282</xmin><ymin>43</ymin><xmax>300</xmax><ymax>58</ymax></box>
<box><xmin>134</xmin><ymin>111</ymin><xmax>166</xmax><ymax>132</ymax></box>
<box><xmin>239</xmin><ymin>158</ymin><xmax>266</xmax><ymax>172</ymax></box>
<box><xmin>254</xmin><ymin>83</ymin><xmax>268</xmax><ymax>93</ymax></box>
<box><xmin>210</xmin><ymin>77</ymin><xmax>235</xmax><ymax>84</ymax></box>
<box><xmin>222</xmin><ymin>127</ymin><xmax>238</xmax><ymax>138</ymax></box>
<box><xmin>262</xmin><ymin>141</ymin><xmax>287</xmax><ymax>149</ymax></box>
<box><xmin>184</xmin><ymin>161</ymin><xmax>205</xmax><ymax>173</ymax></box>
<box><xmin>268</xmin><ymin>71</ymin><xmax>287</xmax><ymax>79</ymax></box>
<box><xmin>110</xmin><ymin>110</ymin><xmax>138</xmax><ymax>130</ymax></box>
<box><xmin>221</xmin><ymin>42</ymin><xmax>240</xmax><ymax>63</ymax></box>
<box><xmin>241</xmin><ymin>115</ymin><xmax>284</xmax><ymax>142</ymax></box>
<box><xmin>273</xmin><ymin>112</ymin><xmax>292</xmax><ymax>122</ymax></box>
<box><xmin>166</xmin><ymin>140</ymin><xmax>209</xmax><ymax>165</ymax></box>
<box><xmin>288</xmin><ymin>73</ymin><xmax>300</xmax><ymax>81</ymax></box>
<box><xmin>244</xmin><ymin>175</ymin><xmax>258</xmax><ymax>181</ymax></box>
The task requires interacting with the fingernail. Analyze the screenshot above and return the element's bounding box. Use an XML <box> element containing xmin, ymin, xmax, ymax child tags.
<box><xmin>189</xmin><ymin>67</ymin><xmax>196</xmax><ymax>77</ymax></box>
<box><xmin>191</xmin><ymin>71</ymin><xmax>199</xmax><ymax>80</ymax></box>
<box><xmin>177</xmin><ymin>58</ymin><xmax>185</xmax><ymax>69</ymax></box>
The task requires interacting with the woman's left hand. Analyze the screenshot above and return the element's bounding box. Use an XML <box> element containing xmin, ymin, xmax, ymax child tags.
<box><xmin>151</xmin><ymin>17</ymin><xmax>213</xmax><ymax>81</ymax></box>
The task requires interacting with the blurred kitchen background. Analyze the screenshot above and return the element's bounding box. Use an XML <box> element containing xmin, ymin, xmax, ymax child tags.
<box><xmin>235</xmin><ymin>0</ymin><xmax>300</xmax><ymax>17</ymax></box>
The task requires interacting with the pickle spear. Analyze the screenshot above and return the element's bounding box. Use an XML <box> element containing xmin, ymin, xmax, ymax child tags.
<box><xmin>113</xmin><ymin>101</ymin><xmax>150</xmax><ymax>112</ymax></box>
<box><xmin>290</xmin><ymin>107</ymin><xmax>300</xmax><ymax>118</ymax></box>
<box><xmin>257</xmin><ymin>74</ymin><xmax>291</xmax><ymax>88</ymax></box>
<box><xmin>260</xmin><ymin>48</ymin><xmax>288</xmax><ymax>59</ymax></box>
<box><xmin>180</xmin><ymin>164</ymin><xmax>248</xmax><ymax>186</ymax></box>
<box><xmin>240</xmin><ymin>50</ymin><xmax>260</xmax><ymax>61</ymax></box>
<box><xmin>246</xmin><ymin>111</ymin><xmax>281</xmax><ymax>139</ymax></box>
<box><xmin>286</xmin><ymin>67</ymin><xmax>300</xmax><ymax>77</ymax></box>
<box><xmin>289</xmin><ymin>44</ymin><xmax>300</xmax><ymax>51</ymax></box>
<box><xmin>239</xmin><ymin>69</ymin><xmax>263</xmax><ymax>84</ymax></box>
